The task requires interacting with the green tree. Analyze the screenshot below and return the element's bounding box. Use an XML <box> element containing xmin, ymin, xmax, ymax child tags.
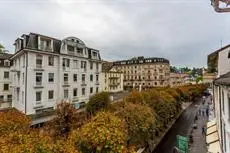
<box><xmin>86</xmin><ymin>92</ymin><xmax>110</xmax><ymax>115</ymax></box>
<box><xmin>0</xmin><ymin>44</ymin><xmax>5</xmax><ymax>53</ymax></box>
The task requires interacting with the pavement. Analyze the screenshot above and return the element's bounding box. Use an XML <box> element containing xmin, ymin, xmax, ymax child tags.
<box><xmin>189</xmin><ymin>95</ymin><xmax>212</xmax><ymax>153</ymax></box>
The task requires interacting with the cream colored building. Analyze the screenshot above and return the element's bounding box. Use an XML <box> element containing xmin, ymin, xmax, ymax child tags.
<box><xmin>169</xmin><ymin>73</ymin><xmax>189</xmax><ymax>87</ymax></box>
<box><xmin>101</xmin><ymin>66</ymin><xmax>124</xmax><ymax>93</ymax></box>
<box><xmin>112</xmin><ymin>56</ymin><xmax>170</xmax><ymax>90</ymax></box>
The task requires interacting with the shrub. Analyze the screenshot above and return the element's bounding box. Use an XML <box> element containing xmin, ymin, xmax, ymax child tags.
<box><xmin>86</xmin><ymin>92</ymin><xmax>110</xmax><ymax>115</ymax></box>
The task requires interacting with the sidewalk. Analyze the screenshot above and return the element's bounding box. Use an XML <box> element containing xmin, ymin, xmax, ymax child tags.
<box><xmin>189</xmin><ymin>96</ymin><xmax>211</xmax><ymax>153</ymax></box>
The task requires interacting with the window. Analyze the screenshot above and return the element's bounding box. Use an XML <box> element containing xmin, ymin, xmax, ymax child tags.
<box><xmin>228</xmin><ymin>51</ymin><xmax>230</xmax><ymax>58</ymax></box>
<box><xmin>73</xmin><ymin>60</ymin><xmax>78</xmax><ymax>69</ymax></box>
<box><xmin>48</xmin><ymin>73</ymin><xmax>54</xmax><ymax>82</ymax></box>
<box><xmin>4</xmin><ymin>71</ymin><xmax>9</xmax><ymax>79</ymax></box>
<box><xmin>36</xmin><ymin>91</ymin><xmax>42</xmax><ymax>102</ymax></box>
<box><xmin>96</xmin><ymin>63</ymin><xmax>99</xmax><ymax>70</ymax></box>
<box><xmin>36</xmin><ymin>72</ymin><xmax>42</xmax><ymax>85</ymax></box>
<box><xmin>73</xmin><ymin>88</ymin><xmax>78</xmax><ymax>97</ymax></box>
<box><xmin>90</xmin><ymin>62</ymin><xmax>93</xmax><ymax>69</ymax></box>
<box><xmin>64</xmin><ymin>89</ymin><xmax>68</xmax><ymax>98</ymax></box>
<box><xmin>155</xmin><ymin>82</ymin><xmax>157</xmax><ymax>85</ymax></box>
<box><xmin>7</xmin><ymin>95</ymin><xmax>12</xmax><ymax>101</ymax></box>
<box><xmin>23</xmin><ymin>55</ymin><xmax>25</xmax><ymax>67</ymax></box>
<box><xmin>96</xmin><ymin>75</ymin><xmax>99</xmax><ymax>81</ymax></box>
<box><xmin>229</xmin><ymin>94</ymin><xmax>230</xmax><ymax>119</ymax></box>
<box><xmin>36</xmin><ymin>54</ymin><xmax>42</xmax><ymax>68</ymax></box>
<box><xmin>90</xmin><ymin>75</ymin><xmax>93</xmax><ymax>81</ymax></box>
<box><xmin>22</xmin><ymin>91</ymin><xmax>24</xmax><ymax>104</ymax></box>
<box><xmin>96</xmin><ymin>87</ymin><xmax>99</xmax><ymax>93</ymax></box>
<box><xmin>82</xmin><ymin>88</ymin><xmax>85</xmax><ymax>96</ymax></box>
<box><xmin>81</xmin><ymin>61</ymin><xmax>87</xmax><ymax>69</ymax></box>
<box><xmin>82</xmin><ymin>74</ymin><xmax>85</xmax><ymax>82</ymax></box>
<box><xmin>64</xmin><ymin>73</ymin><xmax>68</xmax><ymax>83</ymax></box>
<box><xmin>22</xmin><ymin>73</ymin><xmax>24</xmax><ymax>84</ymax></box>
<box><xmin>40</xmin><ymin>37</ymin><xmax>51</xmax><ymax>51</ymax></box>
<box><xmin>63</xmin><ymin>58</ymin><xmax>70</xmax><ymax>67</ymax></box>
<box><xmin>48</xmin><ymin>90</ymin><xmax>54</xmax><ymax>99</ymax></box>
<box><xmin>90</xmin><ymin>87</ymin><xmax>93</xmax><ymax>93</ymax></box>
<box><xmin>48</xmin><ymin>56</ymin><xmax>54</xmax><ymax>66</ymax></box>
<box><xmin>222</xmin><ymin>90</ymin><xmax>225</xmax><ymax>113</ymax></box>
<box><xmin>0</xmin><ymin>95</ymin><xmax>3</xmax><ymax>101</ymax></box>
<box><xmin>3</xmin><ymin>84</ymin><xmax>9</xmax><ymax>91</ymax></box>
<box><xmin>92</xmin><ymin>51</ymin><xmax>97</xmax><ymax>57</ymax></box>
<box><xmin>67</xmin><ymin>45</ymin><xmax>74</xmax><ymax>52</ymax></box>
<box><xmin>73</xmin><ymin>74</ymin><xmax>77</xmax><ymax>82</ymax></box>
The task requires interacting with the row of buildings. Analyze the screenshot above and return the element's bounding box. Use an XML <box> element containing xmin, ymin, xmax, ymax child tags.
<box><xmin>0</xmin><ymin>33</ymin><xmax>191</xmax><ymax>118</ymax></box>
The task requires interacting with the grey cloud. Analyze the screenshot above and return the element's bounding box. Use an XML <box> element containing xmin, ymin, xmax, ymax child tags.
<box><xmin>0</xmin><ymin>0</ymin><xmax>230</xmax><ymax>67</ymax></box>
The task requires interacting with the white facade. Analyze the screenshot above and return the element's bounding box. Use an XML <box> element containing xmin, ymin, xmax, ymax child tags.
<box><xmin>101</xmin><ymin>69</ymin><xmax>124</xmax><ymax>93</ymax></box>
<box><xmin>213</xmin><ymin>84</ymin><xmax>230</xmax><ymax>153</ymax></box>
<box><xmin>0</xmin><ymin>54</ymin><xmax>12</xmax><ymax>109</ymax></box>
<box><xmin>11</xmin><ymin>33</ymin><xmax>102</xmax><ymax>115</ymax></box>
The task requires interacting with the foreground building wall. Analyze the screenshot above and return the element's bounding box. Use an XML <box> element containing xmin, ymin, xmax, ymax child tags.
<box><xmin>11</xmin><ymin>33</ymin><xmax>102</xmax><ymax>115</ymax></box>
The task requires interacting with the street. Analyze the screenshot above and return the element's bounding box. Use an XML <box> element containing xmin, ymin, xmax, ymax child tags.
<box><xmin>154</xmin><ymin>97</ymin><xmax>206</xmax><ymax>153</ymax></box>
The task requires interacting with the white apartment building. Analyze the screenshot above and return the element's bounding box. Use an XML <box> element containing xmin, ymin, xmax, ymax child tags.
<box><xmin>209</xmin><ymin>44</ymin><xmax>230</xmax><ymax>153</ymax></box>
<box><xmin>10</xmin><ymin>33</ymin><xmax>101</xmax><ymax>115</ymax></box>
<box><xmin>0</xmin><ymin>53</ymin><xmax>12</xmax><ymax>109</ymax></box>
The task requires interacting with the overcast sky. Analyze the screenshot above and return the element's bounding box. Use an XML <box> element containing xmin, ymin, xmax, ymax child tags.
<box><xmin>0</xmin><ymin>0</ymin><xmax>230</xmax><ymax>67</ymax></box>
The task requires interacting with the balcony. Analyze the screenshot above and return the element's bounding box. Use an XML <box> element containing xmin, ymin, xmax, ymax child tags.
<box><xmin>34</xmin><ymin>82</ymin><xmax>43</xmax><ymax>88</ymax></box>
<box><xmin>72</xmin><ymin>97</ymin><xmax>79</xmax><ymax>102</ymax></box>
<box><xmin>63</xmin><ymin>81</ymin><xmax>70</xmax><ymax>87</ymax></box>
<box><xmin>95</xmin><ymin>81</ymin><xmax>100</xmax><ymax>85</ymax></box>
<box><xmin>81</xmin><ymin>81</ymin><xmax>87</xmax><ymax>86</ymax></box>
<box><xmin>33</xmin><ymin>102</ymin><xmax>44</xmax><ymax>109</ymax></box>
<box><xmin>10</xmin><ymin>67</ymin><xmax>20</xmax><ymax>72</ymax></box>
<box><xmin>34</xmin><ymin>64</ymin><xmax>44</xmax><ymax>71</ymax></box>
<box><xmin>39</xmin><ymin>45</ymin><xmax>52</xmax><ymax>52</ymax></box>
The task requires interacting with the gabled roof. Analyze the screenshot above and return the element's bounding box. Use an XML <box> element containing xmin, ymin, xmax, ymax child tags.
<box><xmin>208</xmin><ymin>44</ymin><xmax>230</xmax><ymax>57</ymax></box>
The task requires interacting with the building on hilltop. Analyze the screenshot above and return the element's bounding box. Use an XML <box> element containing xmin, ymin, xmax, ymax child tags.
<box><xmin>101</xmin><ymin>61</ymin><xmax>124</xmax><ymax>93</ymax></box>
<box><xmin>10</xmin><ymin>33</ymin><xmax>102</xmax><ymax>115</ymax></box>
<box><xmin>112</xmin><ymin>56</ymin><xmax>170</xmax><ymax>90</ymax></box>
<box><xmin>0</xmin><ymin>53</ymin><xmax>12</xmax><ymax>109</ymax></box>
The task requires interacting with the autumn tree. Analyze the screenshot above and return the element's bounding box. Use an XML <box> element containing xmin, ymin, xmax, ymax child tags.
<box><xmin>0</xmin><ymin>109</ymin><xmax>31</xmax><ymax>136</ymax></box>
<box><xmin>77</xmin><ymin>111</ymin><xmax>129</xmax><ymax>153</ymax></box>
<box><xmin>86</xmin><ymin>92</ymin><xmax>110</xmax><ymax>115</ymax></box>
<box><xmin>115</xmin><ymin>103</ymin><xmax>156</xmax><ymax>147</ymax></box>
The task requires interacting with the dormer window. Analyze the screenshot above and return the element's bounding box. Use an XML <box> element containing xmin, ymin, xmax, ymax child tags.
<box><xmin>40</xmin><ymin>37</ymin><xmax>52</xmax><ymax>51</ymax></box>
<box><xmin>77</xmin><ymin>48</ymin><xmax>83</xmax><ymax>55</ymax></box>
<box><xmin>92</xmin><ymin>51</ymin><xmax>97</xmax><ymax>57</ymax></box>
<box><xmin>67</xmin><ymin>45</ymin><xmax>74</xmax><ymax>52</ymax></box>
<box><xmin>228</xmin><ymin>51</ymin><xmax>230</xmax><ymax>58</ymax></box>
<box><xmin>4</xmin><ymin>60</ymin><xmax>10</xmax><ymax>67</ymax></box>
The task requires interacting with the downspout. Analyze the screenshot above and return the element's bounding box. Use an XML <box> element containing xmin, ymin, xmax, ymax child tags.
<box><xmin>25</xmin><ymin>52</ymin><xmax>28</xmax><ymax>114</ymax></box>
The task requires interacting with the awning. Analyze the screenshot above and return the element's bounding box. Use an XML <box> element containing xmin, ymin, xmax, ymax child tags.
<box><xmin>206</xmin><ymin>121</ymin><xmax>222</xmax><ymax>153</ymax></box>
<box><xmin>207</xmin><ymin>141</ymin><xmax>222</xmax><ymax>153</ymax></box>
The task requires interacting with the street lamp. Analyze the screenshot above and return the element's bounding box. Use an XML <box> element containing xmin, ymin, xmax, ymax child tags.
<box><xmin>211</xmin><ymin>0</ymin><xmax>230</xmax><ymax>12</ymax></box>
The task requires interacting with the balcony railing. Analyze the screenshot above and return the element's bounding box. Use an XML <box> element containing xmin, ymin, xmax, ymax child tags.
<box><xmin>40</xmin><ymin>45</ymin><xmax>52</xmax><ymax>51</ymax></box>
<box><xmin>36</xmin><ymin>64</ymin><xmax>42</xmax><ymax>69</ymax></box>
<box><xmin>36</xmin><ymin>81</ymin><xmax>42</xmax><ymax>86</ymax></box>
